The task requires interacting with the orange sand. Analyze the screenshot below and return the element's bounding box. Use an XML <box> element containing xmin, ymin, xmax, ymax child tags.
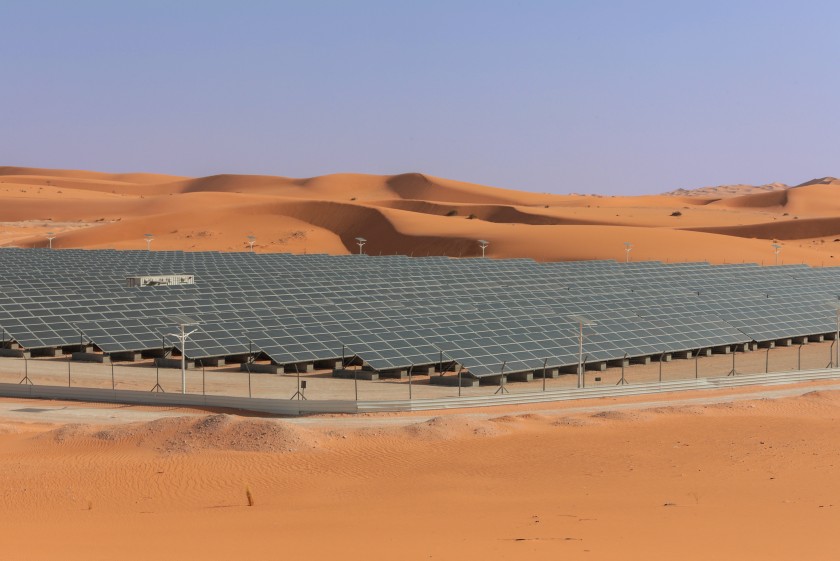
<box><xmin>1</xmin><ymin>387</ymin><xmax>840</xmax><ymax>560</ymax></box>
<box><xmin>2</xmin><ymin>166</ymin><xmax>840</xmax><ymax>559</ymax></box>
<box><xmin>1</xmin><ymin>166</ymin><xmax>839</xmax><ymax>265</ymax></box>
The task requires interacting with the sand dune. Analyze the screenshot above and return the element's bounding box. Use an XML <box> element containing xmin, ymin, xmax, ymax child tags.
<box><xmin>687</xmin><ymin>216</ymin><xmax>840</xmax><ymax>241</ymax></box>
<box><xmin>711</xmin><ymin>189</ymin><xmax>789</xmax><ymax>209</ymax></box>
<box><xmin>0</xmin><ymin>165</ymin><xmax>187</xmax><ymax>185</ymax></box>
<box><xmin>795</xmin><ymin>176</ymin><xmax>840</xmax><ymax>188</ymax></box>
<box><xmin>373</xmin><ymin>199</ymin><xmax>611</xmax><ymax>226</ymax></box>
<box><xmin>662</xmin><ymin>181</ymin><xmax>789</xmax><ymax>198</ymax></box>
<box><xmin>711</xmin><ymin>180</ymin><xmax>840</xmax><ymax>215</ymax></box>
<box><xmin>0</xmin><ymin>166</ymin><xmax>838</xmax><ymax>265</ymax></box>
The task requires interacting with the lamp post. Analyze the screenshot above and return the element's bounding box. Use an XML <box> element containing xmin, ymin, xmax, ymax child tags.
<box><xmin>828</xmin><ymin>301</ymin><xmax>840</xmax><ymax>368</ymax></box>
<box><xmin>247</xmin><ymin>235</ymin><xmax>256</xmax><ymax>252</ymax></box>
<box><xmin>144</xmin><ymin>233</ymin><xmax>154</xmax><ymax>251</ymax></box>
<box><xmin>835</xmin><ymin>308</ymin><xmax>840</xmax><ymax>369</ymax></box>
<box><xmin>166</xmin><ymin>317</ymin><xmax>198</xmax><ymax>394</ymax></box>
<box><xmin>624</xmin><ymin>242</ymin><xmax>633</xmax><ymax>263</ymax></box>
<box><xmin>570</xmin><ymin>315</ymin><xmax>597</xmax><ymax>389</ymax></box>
<box><xmin>46</xmin><ymin>232</ymin><xmax>56</xmax><ymax>249</ymax></box>
<box><xmin>478</xmin><ymin>239</ymin><xmax>489</xmax><ymax>258</ymax></box>
<box><xmin>355</xmin><ymin>237</ymin><xmax>366</xmax><ymax>255</ymax></box>
<box><xmin>771</xmin><ymin>243</ymin><xmax>782</xmax><ymax>266</ymax></box>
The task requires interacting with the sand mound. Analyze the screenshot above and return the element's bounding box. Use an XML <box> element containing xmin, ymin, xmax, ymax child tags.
<box><xmin>590</xmin><ymin>410</ymin><xmax>645</xmax><ymax>422</ymax></box>
<box><xmin>799</xmin><ymin>390</ymin><xmax>840</xmax><ymax>402</ymax></box>
<box><xmin>37</xmin><ymin>414</ymin><xmax>317</xmax><ymax>454</ymax></box>
<box><xmin>0</xmin><ymin>422</ymin><xmax>23</xmax><ymax>435</ymax></box>
<box><xmin>41</xmin><ymin>423</ymin><xmax>88</xmax><ymax>443</ymax></box>
<box><xmin>400</xmin><ymin>416</ymin><xmax>506</xmax><ymax>440</ymax></box>
<box><xmin>551</xmin><ymin>416</ymin><xmax>594</xmax><ymax>427</ymax></box>
<box><xmin>646</xmin><ymin>405</ymin><xmax>707</xmax><ymax>416</ymax></box>
<box><xmin>489</xmin><ymin>413</ymin><xmax>548</xmax><ymax>424</ymax></box>
<box><xmin>702</xmin><ymin>401</ymin><xmax>740</xmax><ymax>411</ymax></box>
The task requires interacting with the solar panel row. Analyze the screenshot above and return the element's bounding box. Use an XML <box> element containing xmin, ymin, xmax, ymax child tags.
<box><xmin>0</xmin><ymin>248</ymin><xmax>838</xmax><ymax>377</ymax></box>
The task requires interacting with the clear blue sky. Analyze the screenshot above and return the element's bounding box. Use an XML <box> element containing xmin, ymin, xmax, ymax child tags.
<box><xmin>1</xmin><ymin>1</ymin><xmax>838</xmax><ymax>194</ymax></box>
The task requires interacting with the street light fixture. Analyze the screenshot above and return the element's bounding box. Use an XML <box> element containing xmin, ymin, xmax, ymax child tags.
<box><xmin>355</xmin><ymin>237</ymin><xmax>366</xmax><ymax>255</ymax></box>
<box><xmin>570</xmin><ymin>314</ymin><xmax>597</xmax><ymax>389</ymax></box>
<box><xmin>144</xmin><ymin>233</ymin><xmax>154</xmax><ymax>251</ymax></box>
<box><xmin>771</xmin><ymin>243</ymin><xmax>782</xmax><ymax>266</ymax></box>
<box><xmin>477</xmin><ymin>239</ymin><xmax>489</xmax><ymax>258</ymax></box>
<box><xmin>165</xmin><ymin>315</ymin><xmax>199</xmax><ymax>394</ymax></box>
<box><xmin>624</xmin><ymin>242</ymin><xmax>633</xmax><ymax>263</ymax></box>
<box><xmin>246</xmin><ymin>235</ymin><xmax>256</xmax><ymax>252</ymax></box>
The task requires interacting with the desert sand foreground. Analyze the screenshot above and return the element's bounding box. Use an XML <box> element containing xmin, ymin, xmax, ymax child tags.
<box><xmin>2</xmin><ymin>165</ymin><xmax>840</xmax><ymax>560</ymax></box>
<box><xmin>2</xmin><ymin>166</ymin><xmax>840</xmax><ymax>265</ymax></box>
<box><xmin>1</xmin><ymin>385</ymin><xmax>840</xmax><ymax>561</ymax></box>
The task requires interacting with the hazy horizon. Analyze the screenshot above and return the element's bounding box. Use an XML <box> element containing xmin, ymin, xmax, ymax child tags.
<box><xmin>2</xmin><ymin>1</ymin><xmax>838</xmax><ymax>195</ymax></box>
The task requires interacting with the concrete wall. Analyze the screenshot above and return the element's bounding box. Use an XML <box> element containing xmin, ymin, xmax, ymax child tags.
<box><xmin>1</xmin><ymin>367</ymin><xmax>839</xmax><ymax>415</ymax></box>
<box><xmin>0</xmin><ymin>383</ymin><xmax>358</xmax><ymax>416</ymax></box>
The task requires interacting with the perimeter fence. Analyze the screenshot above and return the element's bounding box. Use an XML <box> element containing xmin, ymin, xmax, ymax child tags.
<box><xmin>0</xmin><ymin>338</ymin><xmax>837</xmax><ymax>412</ymax></box>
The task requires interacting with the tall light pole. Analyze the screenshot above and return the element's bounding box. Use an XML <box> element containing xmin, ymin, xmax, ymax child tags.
<box><xmin>836</xmin><ymin>307</ymin><xmax>840</xmax><ymax>369</ymax></box>
<box><xmin>829</xmin><ymin>301</ymin><xmax>840</xmax><ymax>368</ymax></box>
<box><xmin>166</xmin><ymin>317</ymin><xmax>198</xmax><ymax>394</ymax></box>
<box><xmin>772</xmin><ymin>243</ymin><xmax>782</xmax><ymax>266</ymax></box>
<box><xmin>355</xmin><ymin>237</ymin><xmax>366</xmax><ymax>255</ymax></box>
<box><xmin>46</xmin><ymin>232</ymin><xmax>56</xmax><ymax>249</ymax></box>
<box><xmin>624</xmin><ymin>241</ymin><xmax>633</xmax><ymax>263</ymax></box>
<box><xmin>570</xmin><ymin>315</ymin><xmax>597</xmax><ymax>389</ymax></box>
<box><xmin>478</xmin><ymin>239</ymin><xmax>489</xmax><ymax>258</ymax></box>
<box><xmin>247</xmin><ymin>235</ymin><xmax>256</xmax><ymax>252</ymax></box>
<box><xmin>144</xmin><ymin>233</ymin><xmax>154</xmax><ymax>251</ymax></box>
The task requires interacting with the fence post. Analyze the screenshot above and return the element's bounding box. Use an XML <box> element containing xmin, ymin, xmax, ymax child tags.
<box><xmin>542</xmin><ymin>358</ymin><xmax>548</xmax><ymax>392</ymax></box>
<box><xmin>245</xmin><ymin>360</ymin><xmax>252</xmax><ymax>399</ymax></box>
<box><xmin>695</xmin><ymin>350</ymin><xmax>700</xmax><ymax>379</ymax></box>
<box><xmin>408</xmin><ymin>364</ymin><xmax>413</xmax><ymax>400</ymax></box>
<box><xmin>616</xmin><ymin>352</ymin><xmax>628</xmax><ymax>385</ymax></box>
<box><xmin>659</xmin><ymin>351</ymin><xmax>665</xmax><ymax>382</ymax></box>
<box><xmin>20</xmin><ymin>355</ymin><xmax>32</xmax><ymax>385</ymax></box>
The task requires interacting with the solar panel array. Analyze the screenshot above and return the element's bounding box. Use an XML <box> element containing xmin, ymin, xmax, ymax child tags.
<box><xmin>0</xmin><ymin>248</ymin><xmax>838</xmax><ymax>378</ymax></box>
